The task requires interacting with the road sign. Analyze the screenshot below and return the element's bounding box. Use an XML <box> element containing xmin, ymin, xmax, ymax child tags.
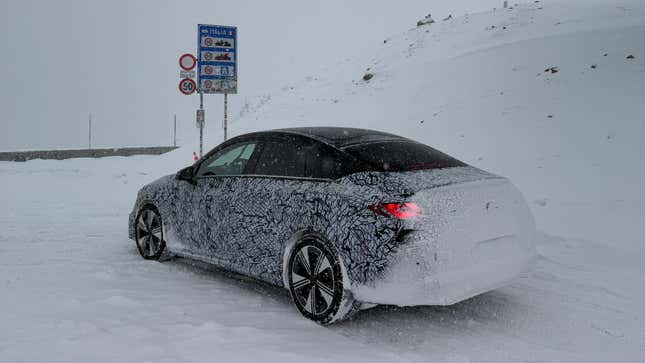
<box><xmin>197</xmin><ymin>24</ymin><xmax>237</xmax><ymax>94</ymax></box>
<box><xmin>179</xmin><ymin>78</ymin><xmax>197</xmax><ymax>95</ymax></box>
<box><xmin>180</xmin><ymin>70</ymin><xmax>196</xmax><ymax>79</ymax></box>
<box><xmin>179</xmin><ymin>53</ymin><xmax>197</xmax><ymax>71</ymax></box>
<box><xmin>196</xmin><ymin>109</ymin><xmax>205</xmax><ymax>128</ymax></box>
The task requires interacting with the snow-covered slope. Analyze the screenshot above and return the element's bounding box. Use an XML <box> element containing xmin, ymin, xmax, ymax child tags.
<box><xmin>1</xmin><ymin>2</ymin><xmax>644</xmax><ymax>362</ymax></box>
<box><xmin>225</xmin><ymin>1</ymin><xmax>645</xmax><ymax>249</ymax></box>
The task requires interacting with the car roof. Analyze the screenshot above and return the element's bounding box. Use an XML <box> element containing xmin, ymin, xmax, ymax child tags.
<box><xmin>246</xmin><ymin>127</ymin><xmax>408</xmax><ymax>148</ymax></box>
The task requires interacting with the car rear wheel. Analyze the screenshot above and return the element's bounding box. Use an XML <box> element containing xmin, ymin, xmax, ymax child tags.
<box><xmin>135</xmin><ymin>206</ymin><xmax>166</xmax><ymax>260</ymax></box>
<box><xmin>287</xmin><ymin>236</ymin><xmax>360</xmax><ymax>324</ymax></box>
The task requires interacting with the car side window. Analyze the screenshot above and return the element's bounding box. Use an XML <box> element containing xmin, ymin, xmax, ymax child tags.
<box><xmin>251</xmin><ymin>137</ymin><xmax>362</xmax><ymax>180</ymax></box>
<box><xmin>305</xmin><ymin>143</ymin><xmax>338</xmax><ymax>179</ymax></box>
<box><xmin>253</xmin><ymin>137</ymin><xmax>308</xmax><ymax>177</ymax></box>
<box><xmin>305</xmin><ymin>142</ymin><xmax>363</xmax><ymax>179</ymax></box>
<box><xmin>196</xmin><ymin>142</ymin><xmax>256</xmax><ymax>177</ymax></box>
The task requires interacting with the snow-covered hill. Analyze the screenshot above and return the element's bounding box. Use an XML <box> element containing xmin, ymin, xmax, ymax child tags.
<box><xmin>1</xmin><ymin>2</ymin><xmax>644</xmax><ymax>362</ymax></box>
<box><xmin>225</xmin><ymin>1</ymin><xmax>645</xmax><ymax>249</ymax></box>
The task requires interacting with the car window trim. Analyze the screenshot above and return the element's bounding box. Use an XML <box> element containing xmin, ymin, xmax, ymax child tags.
<box><xmin>194</xmin><ymin>173</ymin><xmax>334</xmax><ymax>183</ymax></box>
<box><xmin>339</xmin><ymin>138</ymin><xmax>415</xmax><ymax>150</ymax></box>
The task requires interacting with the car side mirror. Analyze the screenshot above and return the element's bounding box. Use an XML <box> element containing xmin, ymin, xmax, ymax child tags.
<box><xmin>176</xmin><ymin>166</ymin><xmax>196</xmax><ymax>183</ymax></box>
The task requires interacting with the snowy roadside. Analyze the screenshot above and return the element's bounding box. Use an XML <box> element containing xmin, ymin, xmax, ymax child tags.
<box><xmin>0</xmin><ymin>157</ymin><xmax>643</xmax><ymax>362</ymax></box>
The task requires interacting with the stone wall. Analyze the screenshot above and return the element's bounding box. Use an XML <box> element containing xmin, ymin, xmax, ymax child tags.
<box><xmin>0</xmin><ymin>146</ymin><xmax>178</xmax><ymax>162</ymax></box>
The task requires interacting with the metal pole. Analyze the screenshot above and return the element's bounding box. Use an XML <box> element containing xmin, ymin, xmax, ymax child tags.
<box><xmin>223</xmin><ymin>93</ymin><xmax>228</xmax><ymax>141</ymax></box>
<box><xmin>199</xmin><ymin>92</ymin><xmax>204</xmax><ymax>158</ymax></box>
<box><xmin>88</xmin><ymin>112</ymin><xmax>92</xmax><ymax>149</ymax></box>
<box><xmin>173</xmin><ymin>114</ymin><xmax>177</xmax><ymax>147</ymax></box>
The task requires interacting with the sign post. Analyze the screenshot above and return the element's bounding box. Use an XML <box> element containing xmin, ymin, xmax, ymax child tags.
<box><xmin>178</xmin><ymin>25</ymin><xmax>237</xmax><ymax>158</ymax></box>
<box><xmin>224</xmin><ymin>93</ymin><xmax>228</xmax><ymax>141</ymax></box>
<box><xmin>197</xmin><ymin>24</ymin><xmax>237</xmax><ymax>142</ymax></box>
<box><xmin>199</xmin><ymin>92</ymin><xmax>204</xmax><ymax>157</ymax></box>
<box><xmin>88</xmin><ymin>112</ymin><xmax>92</xmax><ymax>149</ymax></box>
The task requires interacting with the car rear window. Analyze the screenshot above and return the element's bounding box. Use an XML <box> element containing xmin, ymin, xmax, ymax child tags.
<box><xmin>343</xmin><ymin>141</ymin><xmax>465</xmax><ymax>172</ymax></box>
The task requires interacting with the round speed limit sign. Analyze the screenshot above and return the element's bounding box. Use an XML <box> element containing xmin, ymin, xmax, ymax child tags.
<box><xmin>179</xmin><ymin>78</ymin><xmax>197</xmax><ymax>95</ymax></box>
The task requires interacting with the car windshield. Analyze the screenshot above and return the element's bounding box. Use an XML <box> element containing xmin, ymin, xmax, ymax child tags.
<box><xmin>343</xmin><ymin>141</ymin><xmax>465</xmax><ymax>172</ymax></box>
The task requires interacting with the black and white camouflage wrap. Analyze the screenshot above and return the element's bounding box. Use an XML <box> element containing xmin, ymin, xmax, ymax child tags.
<box><xmin>129</xmin><ymin>165</ymin><xmax>535</xmax><ymax>304</ymax></box>
<box><xmin>130</xmin><ymin>166</ymin><xmax>494</xmax><ymax>285</ymax></box>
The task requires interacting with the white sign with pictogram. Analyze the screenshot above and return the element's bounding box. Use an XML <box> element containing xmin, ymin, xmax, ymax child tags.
<box><xmin>196</xmin><ymin>109</ymin><xmax>205</xmax><ymax>128</ymax></box>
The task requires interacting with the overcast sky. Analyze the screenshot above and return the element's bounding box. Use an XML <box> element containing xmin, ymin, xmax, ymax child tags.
<box><xmin>1</xmin><ymin>0</ymin><xmax>597</xmax><ymax>150</ymax></box>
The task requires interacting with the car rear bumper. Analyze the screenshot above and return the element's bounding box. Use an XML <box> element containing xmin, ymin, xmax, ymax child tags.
<box><xmin>353</xmin><ymin>233</ymin><xmax>536</xmax><ymax>306</ymax></box>
<box><xmin>352</xmin><ymin>177</ymin><xmax>537</xmax><ymax>306</ymax></box>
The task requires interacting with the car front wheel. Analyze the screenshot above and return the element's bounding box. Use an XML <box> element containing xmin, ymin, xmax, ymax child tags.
<box><xmin>135</xmin><ymin>205</ymin><xmax>166</xmax><ymax>260</ymax></box>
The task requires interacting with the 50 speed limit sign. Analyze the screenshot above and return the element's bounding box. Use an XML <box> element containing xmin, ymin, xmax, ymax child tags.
<box><xmin>179</xmin><ymin>78</ymin><xmax>197</xmax><ymax>95</ymax></box>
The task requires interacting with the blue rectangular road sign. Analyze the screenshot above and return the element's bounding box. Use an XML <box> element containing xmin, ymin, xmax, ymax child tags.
<box><xmin>197</xmin><ymin>24</ymin><xmax>237</xmax><ymax>94</ymax></box>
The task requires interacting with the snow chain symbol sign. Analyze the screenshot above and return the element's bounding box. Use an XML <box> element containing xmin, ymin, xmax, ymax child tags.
<box><xmin>179</xmin><ymin>78</ymin><xmax>196</xmax><ymax>95</ymax></box>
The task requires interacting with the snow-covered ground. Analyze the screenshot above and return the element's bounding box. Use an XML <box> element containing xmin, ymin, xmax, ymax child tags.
<box><xmin>1</xmin><ymin>2</ymin><xmax>644</xmax><ymax>362</ymax></box>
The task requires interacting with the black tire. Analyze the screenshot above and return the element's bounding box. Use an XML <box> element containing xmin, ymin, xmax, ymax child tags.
<box><xmin>134</xmin><ymin>205</ymin><xmax>166</xmax><ymax>260</ymax></box>
<box><xmin>287</xmin><ymin>235</ymin><xmax>360</xmax><ymax>325</ymax></box>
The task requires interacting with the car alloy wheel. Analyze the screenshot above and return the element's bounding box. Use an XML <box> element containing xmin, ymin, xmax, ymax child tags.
<box><xmin>288</xmin><ymin>237</ymin><xmax>356</xmax><ymax>324</ymax></box>
<box><xmin>135</xmin><ymin>206</ymin><xmax>166</xmax><ymax>260</ymax></box>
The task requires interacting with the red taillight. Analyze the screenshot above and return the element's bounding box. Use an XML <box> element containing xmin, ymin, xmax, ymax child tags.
<box><xmin>368</xmin><ymin>202</ymin><xmax>421</xmax><ymax>219</ymax></box>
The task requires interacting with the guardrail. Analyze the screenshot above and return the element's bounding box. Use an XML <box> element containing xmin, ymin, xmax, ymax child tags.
<box><xmin>0</xmin><ymin>146</ymin><xmax>179</xmax><ymax>162</ymax></box>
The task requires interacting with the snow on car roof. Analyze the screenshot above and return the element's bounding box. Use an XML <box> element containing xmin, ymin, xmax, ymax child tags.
<box><xmin>270</xmin><ymin>127</ymin><xmax>407</xmax><ymax>148</ymax></box>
